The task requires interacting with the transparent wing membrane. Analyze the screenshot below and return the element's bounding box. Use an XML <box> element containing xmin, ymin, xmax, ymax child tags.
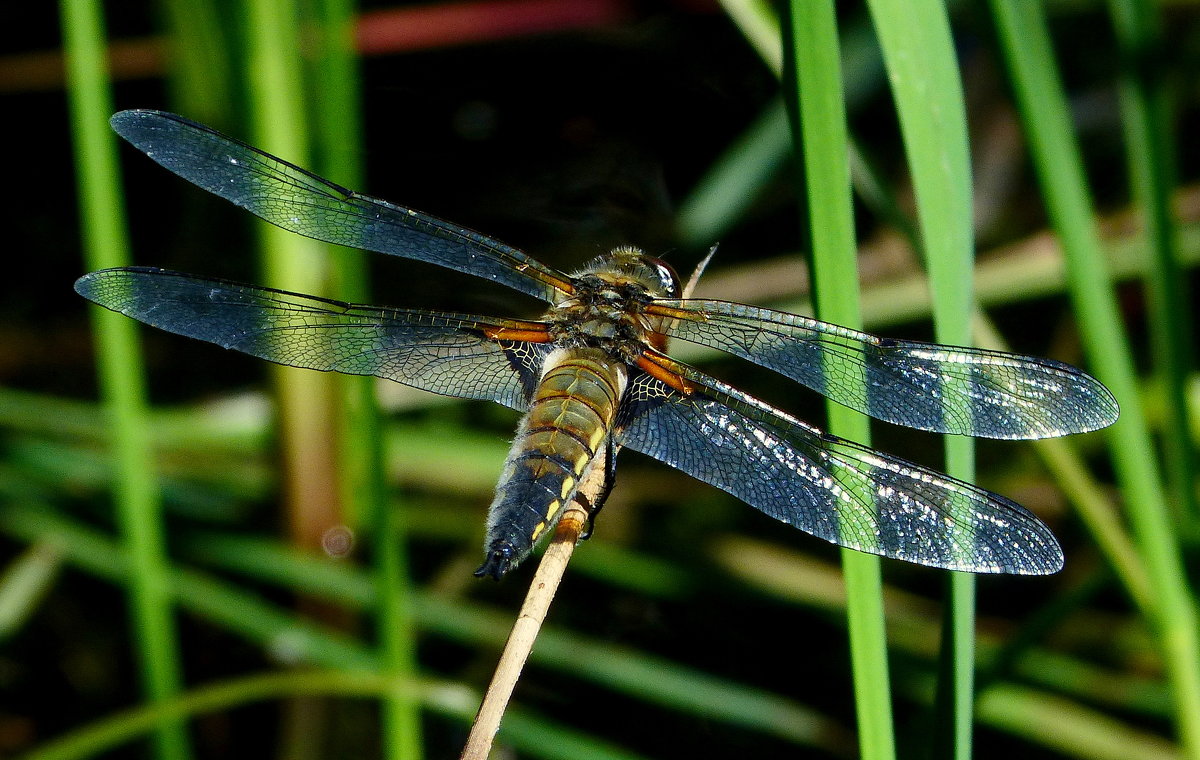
<box><xmin>617</xmin><ymin>363</ymin><xmax>1063</xmax><ymax>574</ymax></box>
<box><xmin>110</xmin><ymin>110</ymin><xmax>573</xmax><ymax>302</ymax></box>
<box><xmin>76</xmin><ymin>267</ymin><xmax>548</xmax><ymax>410</ymax></box>
<box><xmin>653</xmin><ymin>299</ymin><xmax>1118</xmax><ymax>440</ymax></box>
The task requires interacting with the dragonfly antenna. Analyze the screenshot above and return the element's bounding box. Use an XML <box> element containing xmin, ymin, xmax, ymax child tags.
<box><xmin>681</xmin><ymin>243</ymin><xmax>719</xmax><ymax>299</ymax></box>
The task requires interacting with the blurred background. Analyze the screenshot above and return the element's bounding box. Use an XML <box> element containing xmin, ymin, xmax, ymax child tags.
<box><xmin>2</xmin><ymin>0</ymin><xmax>1198</xmax><ymax>758</ymax></box>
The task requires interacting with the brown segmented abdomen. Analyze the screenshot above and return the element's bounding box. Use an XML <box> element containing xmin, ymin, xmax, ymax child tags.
<box><xmin>475</xmin><ymin>347</ymin><xmax>627</xmax><ymax>579</ymax></box>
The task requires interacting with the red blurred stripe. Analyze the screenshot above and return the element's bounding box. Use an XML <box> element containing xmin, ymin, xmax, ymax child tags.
<box><xmin>356</xmin><ymin>0</ymin><xmax>630</xmax><ymax>54</ymax></box>
<box><xmin>0</xmin><ymin>0</ymin><xmax>638</xmax><ymax>92</ymax></box>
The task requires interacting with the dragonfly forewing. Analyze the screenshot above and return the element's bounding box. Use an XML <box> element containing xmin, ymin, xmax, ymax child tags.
<box><xmin>110</xmin><ymin>110</ymin><xmax>574</xmax><ymax>302</ymax></box>
<box><xmin>651</xmin><ymin>299</ymin><xmax>1118</xmax><ymax>440</ymax></box>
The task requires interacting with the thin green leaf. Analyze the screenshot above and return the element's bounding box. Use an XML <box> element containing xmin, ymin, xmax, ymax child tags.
<box><xmin>61</xmin><ymin>1</ymin><xmax>191</xmax><ymax>757</ymax></box>
<box><xmin>782</xmin><ymin>2</ymin><xmax>896</xmax><ymax>759</ymax></box>
<box><xmin>989</xmin><ymin>0</ymin><xmax>1200</xmax><ymax>753</ymax></box>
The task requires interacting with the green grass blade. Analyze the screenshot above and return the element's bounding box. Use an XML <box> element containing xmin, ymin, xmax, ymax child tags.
<box><xmin>1105</xmin><ymin>0</ymin><xmax>1196</xmax><ymax>527</ymax></box>
<box><xmin>975</xmin><ymin>684</ymin><xmax>1178</xmax><ymax>760</ymax></box>
<box><xmin>60</xmin><ymin>2</ymin><xmax>192</xmax><ymax>758</ymax></box>
<box><xmin>679</xmin><ymin>10</ymin><xmax>888</xmax><ymax>251</ymax></box>
<box><xmin>782</xmin><ymin>3</ymin><xmax>896</xmax><ymax>759</ymax></box>
<box><xmin>158</xmin><ymin>0</ymin><xmax>232</xmax><ymax>125</ymax></box>
<box><xmin>1</xmin><ymin>503</ymin><xmax>379</xmax><ymax>668</ymax></box>
<box><xmin>989</xmin><ymin>1</ymin><xmax>1200</xmax><ymax>754</ymax></box>
<box><xmin>309</xmin><ymin>0</ymin><xmax>423</xmax><ymax>755</ymax></box>
<box><xmin>863</xmin><ymin>1</ymin><xmax>978</xmax><ymax>757</ymax></box>
<box><xmin>674</xmin><ymin>99</ymin><xmax>791</xmax><ymax>249</ymax></box>
<box><xmin>1</xmin><ymin>503</ymin><xmax>847</xmax><ymax>753</ymax></box>
<box><xmin>16</xmin><ymin>671</ymin><xmax>650</xmax><ymax>760</ymax></box>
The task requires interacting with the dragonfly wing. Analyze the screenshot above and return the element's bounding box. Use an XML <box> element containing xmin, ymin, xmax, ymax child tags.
<box><xmin>75</xmin><ymin>267</ymin><xmax>551</xmax><ymax>410</ymax></box>
<box><xmin>650</xmin><ymin>299</ymin><xmax>1118</xmax><ymax>439</ymax></box>
<box><xmin>615</xmin><ymin>361</ymin><xmax>1063</xmax><ymax>574</ymax></box>
<box><xmin>110</xmin><ymin>110</ymin><xmax>573</xmax><ymax>303</ymax></box>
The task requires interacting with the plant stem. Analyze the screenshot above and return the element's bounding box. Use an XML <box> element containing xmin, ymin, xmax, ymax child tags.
<box><xmin>61</xmin><ymin>1</ymin><xmax>191</xmax><ymax>758</ymax></box>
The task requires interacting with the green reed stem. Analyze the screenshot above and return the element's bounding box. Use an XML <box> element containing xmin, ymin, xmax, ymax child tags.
<box><xmin>783</xmin><ymin>3</ymin><xmax>896</xmax><ymax>759</ymax></box>
<box><xmin>862</xmin><ymin>1</ymin><xmax>978</xmax><ymax>757</ymax></box>
<box><xmin>17</xmin><ymin>670</ymin><xmax>647</xmax><ymax>760</ymax></box>
<box><xmin>989</xmin><ymin>1</ymin><xmax>1200</xmax><ymax>754</ymax></box>
<box><xmin>1105</xmin><ymin>0</ymin><xmax>1196</xmax><ymax>528</ymax></box>
<box><xmin>241</xmin><ymin>4</ymin><xmax>346</xmax><ymax>758</ymax></box>
<box><xmin>243</xmin><ymin>0</ymin><xmax>339</xmax><ymax>516</ymax></box>
<box><xmin>309</xmin><ymin>0</ymin><xmax>423</xmax><ymax>755</ymax></box>
<box><xmin>158</xmin><ymin>0</ymin><xmax>231</xmax><ymax>125</ymax></box>
<box><xmin>60</xmin><ymin>1</ymin><xmax>192</xmax><ymax>758</ymax></box>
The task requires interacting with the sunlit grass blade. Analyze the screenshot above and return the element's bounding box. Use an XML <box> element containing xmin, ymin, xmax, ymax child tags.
<box><xmin>60</xmin><ymin>1</ymin><xmax>191</xmax><ymax>758</ymax></box>
<box><xmin>678</xmin><ymin>9</ymin><xmax>888</xmax><ymax>252</ymax></box>
<box><xmin>718</xmin><ymin>0</ymin><xmax>782</xmax><ymax>72</ymax></box>
<box><xmin>239</xmin><ymin>2</ymin><xmax>349</xmax><ymax>756</ymax></box>
<box><xmin>675</xmin><ymin>99</ymin><xmax>790</xmax><ymax>249</ymax></box>
<box><xmin>308</xmin><ymin>0</ymin><xmax>423</xmax><ymax>756</ymax></box>
<box><xmin>1105</xmin><ymin>0</ymin><xmax>1196</xmax><ymax>527</ymax></box>
<box><xmin>989</xmin><ymin>0</ymin><xmax>1200</xmax><ymax>754</ymax></box>
<box><xmin>0</xmin><ymin>541</ymin><xmax>64</xmax><ymax>642</ymax></box>
<box><xmin>862</xmin><ymin>0</ymin><xmax>978</xmax><ymax>756</ymax></box>
<box><xmin>782</xmin><ymin>3</ymin><xmax>895</xmax><ymax>759</ymax></box>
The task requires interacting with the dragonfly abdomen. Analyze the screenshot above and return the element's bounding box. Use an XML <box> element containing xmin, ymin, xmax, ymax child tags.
<box><xmin>475</xmin><ymin>348</ymin><xmax>627</xmax><ymax>579</ymax></box>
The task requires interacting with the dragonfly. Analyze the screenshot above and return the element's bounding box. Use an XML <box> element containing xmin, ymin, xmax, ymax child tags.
<box><xmin>76</xmin><ymin>110</ymin><xmax>1119</xmax><ymax>580</ymax></box>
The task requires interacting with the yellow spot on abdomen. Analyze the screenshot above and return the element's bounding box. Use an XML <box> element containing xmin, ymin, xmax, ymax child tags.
<box><xmin>560</xmin><ymin>476</ymin><xmax>576</xmax><ymax>499</ymax></box>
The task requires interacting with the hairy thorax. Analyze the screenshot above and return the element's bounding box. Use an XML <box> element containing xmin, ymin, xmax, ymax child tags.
<box><xmin>543</xmin><ymin>246</ymin><xmax>678</xmax><ymax>361</ymax></box>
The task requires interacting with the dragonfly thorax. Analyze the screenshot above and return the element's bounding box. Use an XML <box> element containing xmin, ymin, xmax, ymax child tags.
<box><xmin>547</xmin><ymin>248</ymin><xmax>676</xmax><ymax>358</ymax></box>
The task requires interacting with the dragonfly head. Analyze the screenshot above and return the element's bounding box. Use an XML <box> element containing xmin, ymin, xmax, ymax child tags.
<box><xmin>579</xmin><ymin>246</ymin><xmax>680</xmax><ymax>299</ymax></box>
